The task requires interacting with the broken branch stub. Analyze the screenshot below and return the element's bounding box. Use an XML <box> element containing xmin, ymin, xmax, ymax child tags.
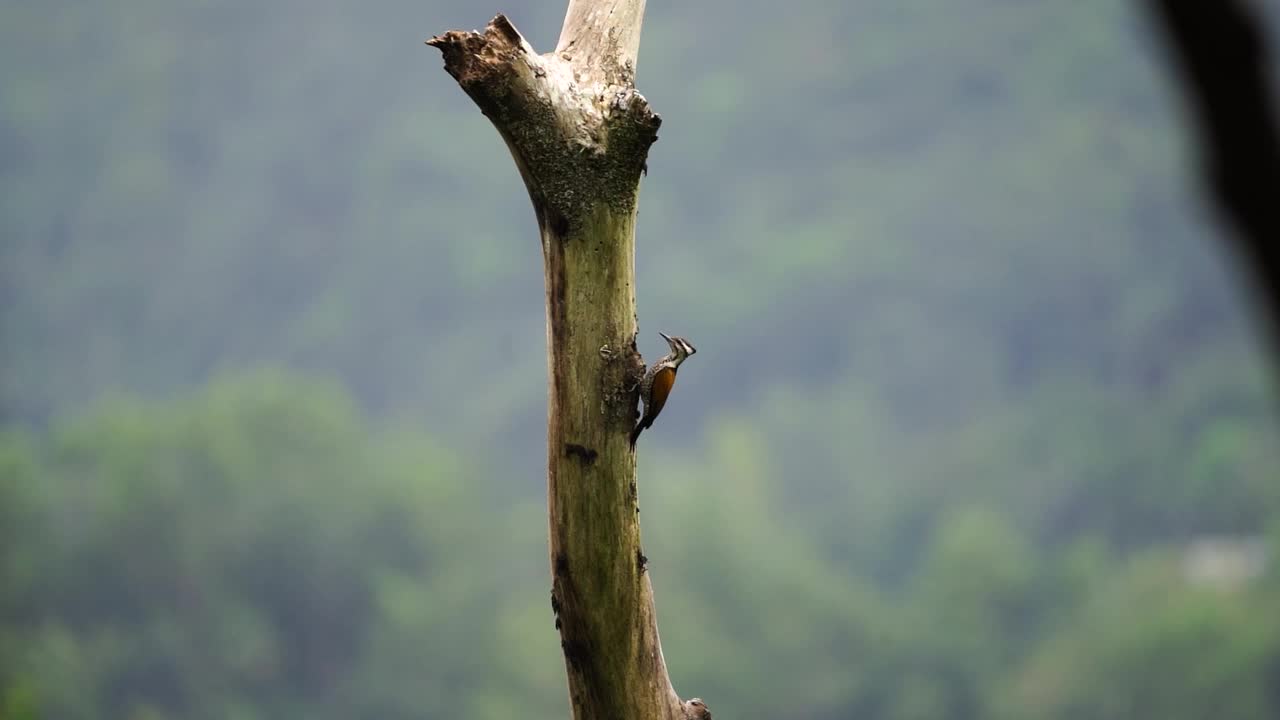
<box><xmin>427</xmin><ymin>14</ymin><xmax>660</xmax><ymax>229</ymax></box>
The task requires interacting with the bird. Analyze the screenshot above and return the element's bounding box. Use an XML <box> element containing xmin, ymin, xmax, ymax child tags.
<box><xmin>630</xmin><ymin>332</ymin><xmax>696</xmax><ymax>446</ymax></box>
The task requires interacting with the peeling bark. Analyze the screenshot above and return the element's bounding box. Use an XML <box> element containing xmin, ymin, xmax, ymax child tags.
<box><xmin>428</xmin><ymin>3</ymin><xmax>706</xmax><ymax>718</ymax></box>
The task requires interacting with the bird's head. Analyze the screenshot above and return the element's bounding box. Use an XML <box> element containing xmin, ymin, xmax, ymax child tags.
<box><xmin>659</xmin><ymin>332</ymin><xmax>696</xmax><ymax>366</ymax></box>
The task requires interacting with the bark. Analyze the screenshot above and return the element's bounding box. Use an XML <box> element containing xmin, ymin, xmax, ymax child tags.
<box><xmin>427</xmin><ymin>4</ymin><xmax>709</xmax><ymax>719</ymax></box>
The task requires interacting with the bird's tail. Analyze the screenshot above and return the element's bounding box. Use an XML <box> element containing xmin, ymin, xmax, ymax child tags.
<box><xmin>629</xmin><ymin>417</ymin><xmax>652</xmax><ymax>447</ymax></box>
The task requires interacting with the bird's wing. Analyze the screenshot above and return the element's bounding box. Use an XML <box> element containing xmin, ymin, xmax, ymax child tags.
<box><xmin>646</xmin><ymin>366</ymin><xmax>677</xmax><ymax>420</ymax></box>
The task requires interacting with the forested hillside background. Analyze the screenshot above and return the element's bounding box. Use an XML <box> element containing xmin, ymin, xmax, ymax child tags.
<box><xmin>3</xmin><ymin>1</ymin><xmax>1280</xmax><ymax>718</ymax></box>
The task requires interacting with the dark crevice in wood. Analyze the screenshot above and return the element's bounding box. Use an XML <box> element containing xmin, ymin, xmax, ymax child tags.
<box><xmin>564</xmin><ymin>443</ymin><xmax>599</xmax><ymax>464</ymax></box>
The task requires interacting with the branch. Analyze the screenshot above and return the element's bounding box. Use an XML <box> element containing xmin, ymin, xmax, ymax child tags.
<box><xmin>428</xmin><ymin>14</ymin><xmax>659</xmax><ymax>227</ymax></box>
<box><xmin>557</xmin><ymin>0</ymin><xmax>647</xmax><ymax>86</ymax></box>
<box><xmin>1145</xmin><ymin>0</ymin><xmax>1280</xmax><ymax>337</ymax></box>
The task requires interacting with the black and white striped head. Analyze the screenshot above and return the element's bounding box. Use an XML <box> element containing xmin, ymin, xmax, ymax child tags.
<box><xmin>659</xmin><ymin>332</ymin><xmax>696</xmax><ymax>366</ymax></box>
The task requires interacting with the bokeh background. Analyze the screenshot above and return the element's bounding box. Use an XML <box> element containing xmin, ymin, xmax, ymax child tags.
<box><xmin>4</xmin><ymin>1</ymin><xmax>1280</xmax><ymax>718</ymax></box>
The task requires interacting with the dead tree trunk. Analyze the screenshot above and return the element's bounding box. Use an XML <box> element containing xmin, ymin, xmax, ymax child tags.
<box><xmin>427</xmin><ymin>3</ymin><xmax>708</xmax><ymax>718</ymax></box>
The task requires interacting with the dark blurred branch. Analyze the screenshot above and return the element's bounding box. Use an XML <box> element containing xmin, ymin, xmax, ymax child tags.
<box><xmin>1144</xmin><ymin>0</ymin><xmax>1280</xmax><ymax>337</ymax></box>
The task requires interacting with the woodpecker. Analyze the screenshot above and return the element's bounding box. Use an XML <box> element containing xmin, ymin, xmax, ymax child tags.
<box><xmin>630</xmin><ymin>332</ymin><xmax>697</xmax><ymax>446</ymax></box>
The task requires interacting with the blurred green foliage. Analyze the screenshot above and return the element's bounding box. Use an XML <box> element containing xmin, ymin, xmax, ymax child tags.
<box><xmin>3</xmin><ymin>378</ymin><xmax>1278</xmax><ymax>719</ymax></box>
<box><xmin>3</xmin><ymin>0</ymin><xmax>1280</xmax><ymax>718</ymax></box>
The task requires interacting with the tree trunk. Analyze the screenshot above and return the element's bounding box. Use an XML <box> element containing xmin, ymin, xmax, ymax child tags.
<box><xmin>427</xmin><ymin>4</ymin><xmax>709</xmax><ymax>719</ymax></box>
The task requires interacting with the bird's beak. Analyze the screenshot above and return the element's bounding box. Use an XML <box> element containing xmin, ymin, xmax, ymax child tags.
<box><xmin>658</xmin><ymin>332</ymin><xmax>672</xmax><ymax>344</ymax></box>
